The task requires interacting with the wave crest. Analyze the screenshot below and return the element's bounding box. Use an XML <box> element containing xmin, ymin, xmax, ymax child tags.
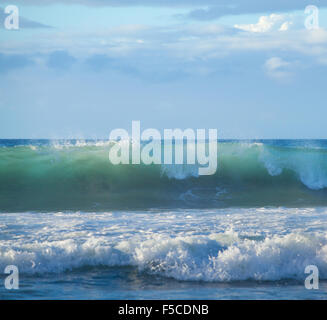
<box><xmin>1</xmin><ymin>231</ymin><xmax>326</xmax><ymax>282</ymax></box>
<box><xmin>1</xmin><ymin>141</ymin><xmax>327</xmax><ymax>210</ymax></box>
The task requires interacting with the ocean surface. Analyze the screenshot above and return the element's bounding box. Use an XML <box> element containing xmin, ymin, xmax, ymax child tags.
<box><xmin>0</xmin><ymin>139</ymin><xmax>327</xmax><ymax>299</ymax></box>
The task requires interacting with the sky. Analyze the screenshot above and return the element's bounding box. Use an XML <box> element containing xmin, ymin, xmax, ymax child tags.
<box><xmin>1</xmin><ymin>0</ymin><xmax>327</xmax><ymax>139</ymax></box>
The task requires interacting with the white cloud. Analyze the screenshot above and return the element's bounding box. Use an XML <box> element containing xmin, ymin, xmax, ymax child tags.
<box><xmin>2</xmin><ymin>13</ymin><xmax>327</xmax><ymax>78</ymax></box>
<box><xmin>279</xmin><ymin>21</ymin><xmax>293</xmax><ymax>31</ymax></box>
<box><xmin>304</xmin><ymin>28</ymin><xmax>327</xmax><ymax>44</ymax></box>
<box><xmin>1</xmin><ymin>23</ymin><xmax>326</xmax><ymax>64</ymax></box>
<box><xmin>234</xmin><ymin>14</ymin><xmax>293</xmax><ymax>33</ymax></box>
<box><xmin>265</xmin><ymin>57</ymin><xmax>289</xmax><ymax>70</ymax></box>
<box><xmin>264</xmin><ymin>57</ymin><xmax>293</xmax><ymax>80</ymax></box>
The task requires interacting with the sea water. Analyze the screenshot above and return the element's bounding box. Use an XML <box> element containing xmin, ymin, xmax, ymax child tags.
<box><xmin>0</xmin><ymin>139</ymin><xmax>327</xmax><ymax>299</ymax></box>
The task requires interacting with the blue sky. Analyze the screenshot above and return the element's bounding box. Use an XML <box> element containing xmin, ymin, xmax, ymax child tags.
<box><xmin>1</xmin><ymin>1</ymin><xmax>327</xmax><ymax>138</ymax></box>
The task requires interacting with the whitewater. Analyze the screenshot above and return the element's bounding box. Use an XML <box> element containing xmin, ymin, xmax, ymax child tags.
<box><xmin>1</xmin><ymin>139</ymin><xmax>327</xmax><ymax>299</ymax></box>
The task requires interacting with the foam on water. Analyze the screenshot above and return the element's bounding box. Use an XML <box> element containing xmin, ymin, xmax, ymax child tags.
<box><xmin>1</xmin><ymin>208</ymin><xmax>327</xmax><ymax>282</ymax></box>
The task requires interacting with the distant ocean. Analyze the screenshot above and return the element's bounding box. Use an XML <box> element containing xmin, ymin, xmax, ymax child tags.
<box><xmin>1</xmin><ymin>139</ymin><xmax>327</xmax><ymax>299</ymax></box>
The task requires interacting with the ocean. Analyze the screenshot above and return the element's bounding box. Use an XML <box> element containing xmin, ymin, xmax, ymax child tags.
<box><xmin>0</xmin><ymin>139</ymin><xmax>327</xmax><ymax>299</ymax></box>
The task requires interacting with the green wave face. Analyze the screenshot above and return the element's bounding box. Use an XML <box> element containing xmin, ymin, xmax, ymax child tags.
<box><xmin>1</xmin><ymin>140</ymin><xmax>327</xmax><ymax>211</ymax></box>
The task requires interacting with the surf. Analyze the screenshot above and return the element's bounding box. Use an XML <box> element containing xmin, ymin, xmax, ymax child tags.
<box><xmin>1</xmin><ymin>139</ymin><xmax>327</xmax><ymax>211</ymax></box>
<box><xmin>1</xmin><ymin>208</ymin><xmax>327</xmax><ymax>282</ymax></box>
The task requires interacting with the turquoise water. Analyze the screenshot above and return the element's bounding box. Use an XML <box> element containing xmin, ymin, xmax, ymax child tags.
<box><xmin>1</xmin><ymin>140</ymin><xmax>327</xmax><ymax>299</ymax></box>
<box><xmin>1</xmin><ymin>139</ymin><xmax>327</xmax><ymax>211</ymax></box>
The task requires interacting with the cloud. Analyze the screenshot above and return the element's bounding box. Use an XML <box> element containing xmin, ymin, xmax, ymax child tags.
<box><xmin>0</xmin><ymin>7</ymin><xmax>52</xmax><ymax>29</ymax></box>
<box><xmin>264</xmin><ymin>57</ymin><xmax>294</xmax><ymax>80</ymax></box>
<box><xmin>2</xmin><ymin>20</ymin><xmax>327</xmax><ymax>70</ymax></box>
<box><xmin>185</xmin><ymin>0</ymin><xmax>325</xmax><ymax>20</ymax></box>
<box><xmin>9</xmin><ymin>0</ymin><xmax>327</xmax><ymax>18</ymax></box>
<box><xmin>234</xmin><ymin>14</ymin><xmax>293</xmax><ymax>33</ymax></box>
<box><xmin>1</xmin><ymin>11</ymin><xmax>327</xmax><ymax>82</ymax></box>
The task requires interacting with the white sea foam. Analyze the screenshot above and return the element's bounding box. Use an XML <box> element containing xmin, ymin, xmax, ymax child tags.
<box><xmin>161</xmin><ymin>164</ymin><xmax>199</xmax><ymax>179</ymax></box>
<box><xmin>258</xmin><ymin>144</ymin><xmax>327</xmax><ymax>190</ymax></box>
<box><xmin>0</xmin><ymin>208</ymin><xmax>327</xmax><ymax>281</ymax></box>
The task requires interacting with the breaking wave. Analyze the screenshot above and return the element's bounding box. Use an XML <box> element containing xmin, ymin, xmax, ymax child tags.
<box><xmin>1</xmin><ymin>139</ymin><xmax>327</xmax><ymax>211</ymax></box>
<box><xmin>1</xmin><ymin>230</ymin><xmax>327</xmax><ymax>282</ymax></box>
